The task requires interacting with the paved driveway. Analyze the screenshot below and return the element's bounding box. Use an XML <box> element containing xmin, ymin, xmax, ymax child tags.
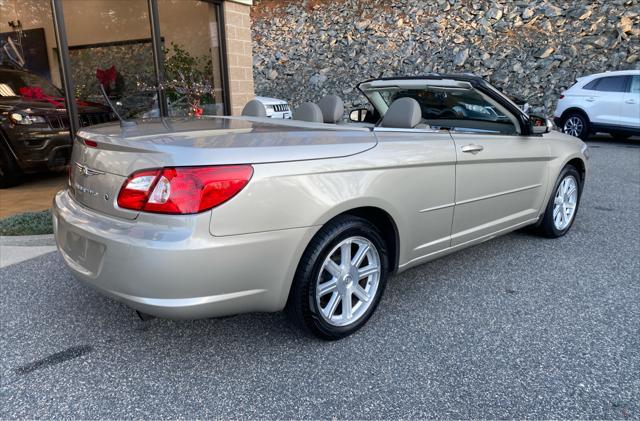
<box><xmin>1</xmin><ymin>138</ymin><xmax>639</xmax><ymax>419</ymax></box>
<box><xmin>0</xmin><ymin>173</ymin><xmax>66</xmax><ymax>218</ymax></box>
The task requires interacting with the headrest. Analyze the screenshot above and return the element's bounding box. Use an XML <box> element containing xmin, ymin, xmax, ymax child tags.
<box><xmin>380</xmin><ymin>97</ymin><xmax>422</xmax><ymax>128</ymax></box>
<box><xmin>318</xmin><ymin>95</ymin><xmax>344</xmax><ymax>123</ymax></box>
<box><xmin>241</xmin><ymin>99</ymin><xmax>267</xmax><ymax>117</ymax></box>
<box><xmin>293</xmin><ymin>102</ymin><xmax>323</xmax><ymax>123</ymax></box>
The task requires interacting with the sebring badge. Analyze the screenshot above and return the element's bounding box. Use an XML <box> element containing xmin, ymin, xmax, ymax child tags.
<box><xmin>74</xmin><ymin>182</ymin><xmax>99</xmax><ymax>197</ymax></box>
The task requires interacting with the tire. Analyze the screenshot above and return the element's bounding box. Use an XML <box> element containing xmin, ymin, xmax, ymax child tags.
<box><xmin>0</xmin><ymin>140</ymin><xmax>22</xmax><ymax>189</ymax></box>
<box><xmin>562</xmin><ymin>112</ymin><xmax>590</xmax><ymax>141</ymax></box>
<box><xmin>536</xmin><ymin>165</ymin><xmax>582</xmax><ymax>238</ymax></box>
<box><xmin>286</xmin><ymin>215</ymin><xmax>389</xmax><ymax>340</ymax></box>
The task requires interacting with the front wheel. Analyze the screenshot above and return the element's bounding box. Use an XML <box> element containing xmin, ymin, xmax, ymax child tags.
<box><xmin>286</xmin><ymin>215</ymin><xmax>389</xmax><ymax>340</ymax></box>
<box><xmin>562</xmin><ymin>113</ymin><xmax>590</xmax><ymax>141</ymax></box>
<box><xmin>536</xmin><ymin>166</ymin><xmax>582</xmax><ymax>238</ymax></box>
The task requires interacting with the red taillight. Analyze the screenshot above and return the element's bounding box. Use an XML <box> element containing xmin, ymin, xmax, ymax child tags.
<box><xmin>117</xmin><ymin>165</ymin><xmax>253</xmax><ymax>214</ymax></box>
<box><xmin>84</xmin><ymin>139</ymin><xmax>98</xmax><ymax>148</ymax></box>
<box><xmin>559</xmin><ymin>95</ymin><xmax>565</xmax><ymax>100</ymax></box>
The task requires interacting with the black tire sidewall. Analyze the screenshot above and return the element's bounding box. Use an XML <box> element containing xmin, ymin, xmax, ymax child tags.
<box><xmin>541</xmin><ymin>166</ymin><xmax>583</xmax><ymax>237</ymax></box>
<box><xmin>0</xmin><ymin>140</ymin><xmax>21</xmax><ymax>188</ymax></box>
<box><xmin>292</xmin><ymin>216</ymin><xmax>389</xmax><ymax>340</ymax></box>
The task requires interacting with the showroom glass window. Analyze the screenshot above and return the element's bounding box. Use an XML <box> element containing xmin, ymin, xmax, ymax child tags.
<box><xmin>157</xmin><ymin>0</ymin><xmax>227</xmax><ymax>117</ymax></box>
<box><xmin>59</xmin><ymin>0</ymin><xmax>227</xmax><ymax>119</ymax></box>
<box><xmin>61</xmin><ymin>0</ymin><xmax>158</xmax><ymax>120</ymax></box>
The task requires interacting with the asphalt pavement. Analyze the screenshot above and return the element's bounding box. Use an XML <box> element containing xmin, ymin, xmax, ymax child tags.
<box><xmin>1</xmin><ymin>136</ymin><xmax>639</xmax><ymax>419</ymax></box>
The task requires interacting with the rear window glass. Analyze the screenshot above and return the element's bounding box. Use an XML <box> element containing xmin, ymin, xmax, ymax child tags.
<box><xmin>593</xmin><ymin>76</ymin><xmax>628</xmax><ymax>92</ymax></box>
<box><xmin>583</xmin><ymin>79</ymin><xmax>599</xmax><ymax>90</ymax></box>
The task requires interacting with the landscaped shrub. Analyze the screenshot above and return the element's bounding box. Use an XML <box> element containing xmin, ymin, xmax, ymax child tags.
<box><xmin>0</xmin><ymin>209</ymin><xmax>53</xmax><ymax>236</ymax></box>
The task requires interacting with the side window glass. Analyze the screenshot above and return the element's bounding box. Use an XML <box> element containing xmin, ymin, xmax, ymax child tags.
<box><xmin>630</xmin><ymin>76</ymin><xmax>640</xmax><ymax>94</ymax></box>
<box><xmin>387</xmin><ymin>88</ymin><xmax>517</xmax><ymax>134</ymax></box>
<box><xmin>595</xmin><ymin>76</ymin><xmax>627</xmax><ymax>92</ymax></box>
<box><xmin>583</xmin><ymin>79</ymin><xmax>600</xmax><ymax>90</ymax></box>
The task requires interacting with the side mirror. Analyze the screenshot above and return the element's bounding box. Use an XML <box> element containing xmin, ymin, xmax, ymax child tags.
<box><xmin>349</xmin><ymin>108</ymin><xmax>369</xmax><ymax>122</ymax></box>
<box><xmin>530</xmin><ymin>114</ymin><xmax>552</xmax><ymax>135</ymax></box>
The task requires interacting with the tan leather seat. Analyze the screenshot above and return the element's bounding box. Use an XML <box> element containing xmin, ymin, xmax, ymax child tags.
<box><xmin>380</xmin><ymin>97</ymin><xmax>421</xmax><ymax>128</ymax></box>
<box><xmin>241</xmin><ymin>99</ymin><xmax>267</xmax><ymax>117</ymax></box>
<box><xmin>318</xmin><ymin>95</ymin><xmax>344</xmax><ymax>124</ymax></box>
<box><xmin>293</xmin><ymin>102</ymin><xmax>323</xmax><ymax>123</ymax></box>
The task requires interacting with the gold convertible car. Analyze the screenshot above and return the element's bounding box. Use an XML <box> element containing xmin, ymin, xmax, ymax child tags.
<box><xmin>53</xmin><ymin>74</ymin><xmax>588</xmax><ymax>339</ymax></box>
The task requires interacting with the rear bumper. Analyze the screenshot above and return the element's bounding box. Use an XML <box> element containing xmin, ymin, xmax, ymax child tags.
<box><xmin>53</xmin><ymin>189</ymin><xmax>317</xmax><ymax>319</ymax></box>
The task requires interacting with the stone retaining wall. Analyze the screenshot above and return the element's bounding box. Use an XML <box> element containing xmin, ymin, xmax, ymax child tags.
<box><xmin>251</xmin><ymin>0</ymin><xmax>639</xmax><ymax>115</ymax></box>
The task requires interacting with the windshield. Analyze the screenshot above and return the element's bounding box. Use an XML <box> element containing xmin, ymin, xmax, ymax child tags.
<box><xmin>0</xmin><ymin>69</ymin><xmax>63</xmax><ymax>98</ymax></box>
<box><xmin>482</xmin><ymin>81</ymin><xmax>526</xmax><ymax>116</ymax></box>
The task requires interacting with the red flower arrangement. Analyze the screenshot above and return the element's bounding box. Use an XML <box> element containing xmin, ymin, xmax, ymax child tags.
<box><xmin>96</xmin><ymin>65</ymin><xmax>117</xmax><ymax>88</ymax></box>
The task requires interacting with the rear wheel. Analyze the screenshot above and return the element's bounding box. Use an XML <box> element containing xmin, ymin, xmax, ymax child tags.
<box><xmin>286</xmin><ymin>215</ymin><xmax>389</xmax><ymax>340</ymax></box>
<box><xmin>0</xmin><ymin>140</ymin><xmax>22</xmax><ymax>188</ymax></box>
<box><xmin>562</xmin><ymin>113</ymin><xmax>590</xmax><ymax>141</ymax></box>
<box><xmin>536</xmin><ymin>166</ymin><xmax>582</xmax><ymax>238</ymax></box>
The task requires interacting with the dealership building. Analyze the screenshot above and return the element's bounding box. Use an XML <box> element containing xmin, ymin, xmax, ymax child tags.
<box><xmin>0</xmin><ymin>0</ymin><xmax>255</xmax><ymax>135</ymax></box>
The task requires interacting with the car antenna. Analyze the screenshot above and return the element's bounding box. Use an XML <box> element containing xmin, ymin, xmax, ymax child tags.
<box><xmin>98</xmin><ymin>84</ymin><xmax>137</xmax><ymax>128</ymax></box>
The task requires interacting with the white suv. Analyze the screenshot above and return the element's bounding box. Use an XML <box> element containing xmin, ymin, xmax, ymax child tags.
<box><xmin>554</xmin><ymin>70</ymin><xmax>639</xmax><ymax>140</ymax></box>
<box><xmin>255</xmin><ymin>96</ymin><xmax>292</xmax><ymax>119</ymax></box>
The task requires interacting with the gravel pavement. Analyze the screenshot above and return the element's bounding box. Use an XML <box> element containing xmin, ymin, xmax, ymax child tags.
<box><xmin>1</xmin><ymin>137</ymin><xmax>639</xmax><ymax>419</ymax></box>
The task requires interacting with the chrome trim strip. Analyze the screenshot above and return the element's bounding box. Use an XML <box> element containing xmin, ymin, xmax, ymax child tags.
<box><xmin>419</xmin><ymin>203</ymin><xmax>455</xmax><ymax>213</ymax></box>
<box><xmin>110</xmin><ymin>288</ymin><xmax>267</xmax><ymax>307</ymax></box>
<box><xmin>455</xmin><ymin>183</ymin><xmax>542</xmax><ymax>206</ymax></box>
<box><xmin>373</xmin><ymin>127</ymin><xmax>440</xmax><ymax>133</ymax></box>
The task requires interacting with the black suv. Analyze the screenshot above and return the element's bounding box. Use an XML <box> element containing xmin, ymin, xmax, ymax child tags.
<box><xmin>0</xmin><ymin>67</ymin><xmax>113</xmax><ymax>187</ymax></box>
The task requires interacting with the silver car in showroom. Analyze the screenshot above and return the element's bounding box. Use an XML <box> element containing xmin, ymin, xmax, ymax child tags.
<box><xmin>54</xmin><ymin>74</ymin><xmax>588</xmax><ymax>339</ymax></box>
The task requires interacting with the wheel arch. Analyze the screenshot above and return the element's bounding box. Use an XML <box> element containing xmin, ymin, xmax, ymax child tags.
<box><xmin>308</xmin><ymin>203</ymin><xmax>402</xmax><ymax>274</ymax></box>
<box><xmin>560</xmin><ymin>107</ymin><xmax>590</xmax><ymax>124</ymax></box>
<box><xmin>340</xmin><ymin>206</ymin><xmax>401</xmax><ymax>274</ymax></box>
<box><xmin>565</xmin><ymin>157</ymin><xmax>586</xmax><ymax>184</ymax></box>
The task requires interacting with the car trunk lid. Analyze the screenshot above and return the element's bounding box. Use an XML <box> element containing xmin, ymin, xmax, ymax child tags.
<box><xmin>69</xmin><ymin>116</ymin><xmax>375</xmax><ymax>219</ymax></box>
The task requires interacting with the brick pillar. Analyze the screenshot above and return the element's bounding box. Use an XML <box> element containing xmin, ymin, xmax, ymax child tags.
<box><xmin>223</xmin><ymin>1</ymin><xmax>254</xmax><ymax>116</ymax></box>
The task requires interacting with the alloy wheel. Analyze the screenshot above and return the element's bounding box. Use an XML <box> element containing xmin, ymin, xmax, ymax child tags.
<box><xmin>563</xmin><ymin>116</ymin><xmax>584</xmax><ymax>137</ymax></box>
<box><xmin>315</xmin><ymin>236</ymin><xmax>381</xmax><ymax>327</ymax></box>
<box><xmin>553</xmin><ymin>175</ymin><xmax>578</xmax><ymax>231</ymax></box>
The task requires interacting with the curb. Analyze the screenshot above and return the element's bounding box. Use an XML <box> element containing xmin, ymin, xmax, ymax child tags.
<box><xmin>0</xmin><ymin>234</ymin><xmax>56</xmax><ymax>247</ymax></box>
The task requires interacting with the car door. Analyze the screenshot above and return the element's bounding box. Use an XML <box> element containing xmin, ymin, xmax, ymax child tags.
<box><xmin>583</xmin><ymin>76</ymin><xmax>627</xmax><ymax>125</ymax></box>
<box><xmin>432</xmin><ymin>88</ymin><xmax>552</xmax><ymax>247</ymax></box>
<box><xmin>621</xmin><ymin>75</ymin><xmax>640</xmax><ymax>129</ymax></box>
<box><xmin>450</xmin><ymin>131</ymin><xmax>550</xmax><ymax>246</ymax></box>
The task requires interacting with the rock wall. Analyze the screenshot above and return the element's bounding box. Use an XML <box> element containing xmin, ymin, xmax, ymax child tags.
<box><xmin>251</xmin><ymin>0</ymin><xmax>639</xmax><ymax>116</ymax></box>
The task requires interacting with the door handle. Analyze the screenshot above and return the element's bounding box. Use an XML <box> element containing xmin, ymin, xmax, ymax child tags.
<box><xmin>585</xmin><ymin>97</ymin><xmax>596</xmax><ymax>102</ymax></box>
<box><xmin>625</xmin><ymin>99</ymin><xmax>636</xmax><ymax>104</ymax></box>
<box><xmin>461</xmin><ymin>144</ymin><xmax>484</xmax><ymax>154</ymax></box>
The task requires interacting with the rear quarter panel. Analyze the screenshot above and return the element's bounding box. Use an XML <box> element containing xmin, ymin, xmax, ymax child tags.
<box><xmin>209</xmin><ymin>131</ymin><xmax>457</xmax><ymax>267</ymax></box>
